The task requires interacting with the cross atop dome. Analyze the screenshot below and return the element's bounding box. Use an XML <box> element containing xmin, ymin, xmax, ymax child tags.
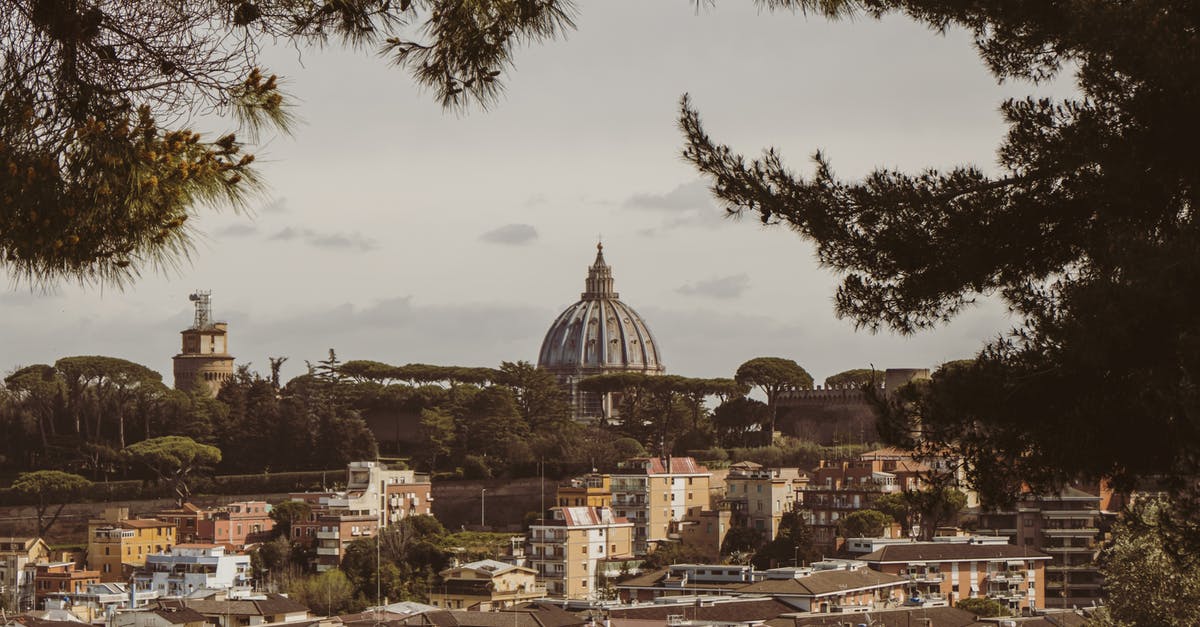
<box><xmin>582</xmin><ymin>240</ymin><xmax>618</xmax><ymax>299</ymax></box>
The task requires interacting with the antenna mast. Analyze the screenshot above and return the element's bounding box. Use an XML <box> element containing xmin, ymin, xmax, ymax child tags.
<box><xmin>188</xmin><ymin>290</ymin><xmax>213</xmax><ymax>329</ymax></box>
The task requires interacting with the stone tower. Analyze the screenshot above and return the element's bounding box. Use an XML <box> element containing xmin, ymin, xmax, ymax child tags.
<box><xmin>172</xmin><ymin>291</ymin><xmax>235</xmax><ymax>397</ymax></box>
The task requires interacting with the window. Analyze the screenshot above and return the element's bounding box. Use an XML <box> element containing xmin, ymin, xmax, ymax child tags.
<box><xmin>581</xmin><ymin>546</ymin><xmax>587</xmax><ymax>555</ymax></box>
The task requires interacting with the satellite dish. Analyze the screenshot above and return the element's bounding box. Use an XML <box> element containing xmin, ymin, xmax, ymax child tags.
<box><xmin>189</xmin><ymin>294</ymin><xmax>199</xmax><ymax>301</ymax></box>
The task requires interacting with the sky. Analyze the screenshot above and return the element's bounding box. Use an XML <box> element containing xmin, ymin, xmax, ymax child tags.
<box><xmin>0</xmin><ymin>1</ymin><xmax>1077</xmax><ymax>385</ymax></box>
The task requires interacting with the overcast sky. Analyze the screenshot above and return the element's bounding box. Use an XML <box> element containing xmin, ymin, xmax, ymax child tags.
<box><xmin>0</xmin><ymin>2</ymin><xmax>1077</xmax><ymax>385</ymax></box>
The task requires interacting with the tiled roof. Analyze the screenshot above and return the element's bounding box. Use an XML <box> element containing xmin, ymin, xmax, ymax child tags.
<box><xmin>122</xmin><ymin>519</ymin><xmax>174</xmax><ymax>529</ymax></box>
<box><xmin>618</xmin><ymin>457</ymin><xmax>709</xmax><ymax>475</ymax></box>
<box><xmin>184</xmin><ymin>593</ymin><xmax>308</xmax><ymax>617</ymax></box>
<box><xmin>607</xmin><ymin>598</ymin><xmax>796</xmax><ymax>622</ymax></box>
<box><xmin>150</xmin><ymin>606</ymin><xmax>207</xmax><ymax>624</ymax></box>
<box><xmin>736</xmin><ymin>568</ymin><xmax>906</xmax><ymax>596</ymax></box>
<box><xmin>394</xmin><ymin>606</ymin><xmax>585</xmax><ymax>627</ymax></box>
<box><xmin>558</xmin><ymin>507</ymin><xmax>629</xmax><ymax>527</ymax></box>
<box><xmin>765</xmin><ymin>606</ymin><xmax>984</xmax><ymax>627</ymax></box>
<box><xmin>860</xmin><ymin>543</ymin><xmax>1051</xmax><ymax>563</ymax></box>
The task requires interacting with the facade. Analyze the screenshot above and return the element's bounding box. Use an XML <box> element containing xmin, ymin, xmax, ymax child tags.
<box><xmin>87</xmin><ymin>509</ymin><xmax>176</xmax><ymax>582</ymax></box>
<box><xmin>722</xmin><ymin>462</ymin><xmax>807</xmax><ymax>537</ymax></box>
<box><xmin>537</xmin><ymin>243</ymin><xmax>665</xmax><ymax>420</ymax></box>
<box><xmin>736</xmin><ymin>565</ymin><xmax>908</xmax><ymax>613</ymax></box>
<box><xmin>799</xmin><ymin>455</ymin><xmax>929</xmax><ymax>550</ymax></box>
<box><xmin>527</xmin><ymin>506</ymin><xmax>635</xmax><ymax>600</ymax></box>
<box><xmin>429</xmin><ymin>559</ymin><xmax>545</xmax><ymax>609</ymax></box>
<box><xmin>172</xmin><ymin>291</ymin><xmax>234</xmax><ymax>397</ymax></box>
<box><xmin>43</xmin><ymin>582</ymin><xmax>161</xmax><ymax>623</ymax></box>
<box><xmin>975</xmin><ymin>486</ymin><xmax>1105</xmax><ymax>608</ymax></box>
<box><xmin>609</xmin><ymin>457</ymin><xmax>712</xmax><ymax>555</ymax></box>
<box><xmin>196</xmin><ymin>502</ymin><xmax>274</xmax><ymax>548</ymax></box>
<box><xmin>860</xmin><ymin>539</ymin><xmax>1052</xmax><ymax>613</ymax></box>
<box><xmin>112</xmin><ymin>605</ymin><xmax>207</xmax><ymax>627</ymax></box>
<box><xmin>289</xmin><ymin>461</ymin><xmax>432</xmax><ymax>571</ymax></box>
<box><xmin>0</xmin><ymin>537</ymin><xmax>50</xmax><ymax>611</ymax></box>
<box><xmin>677</xmin><ymin>505</ymin><xmax>734</xmax><ymax>562</ymax></box>
<box><xmin>134</xmin><ymin>544</ymin><xmax>251</xmax><ymax>597</ymax></box>
<box><xmin>556</xmin><ymin>473</ymin><xmax>612</xmax><ymax>509</ymax></box>
<box><xmin>32</xmin><ymin>562</ymin><xmax>100</xmax><ymax>607</ymax></box>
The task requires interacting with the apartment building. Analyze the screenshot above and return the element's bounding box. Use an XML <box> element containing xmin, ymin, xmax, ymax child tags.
<box><xmin>722</xmin><ymin>462</ymin><xmax>808</xmax><ymax>537</ymax></box>
<box><xmin>610</xmin><ymin>457</ymin><xmax>711</xmax><ymax>555</ymax></box>
<box><xmin>429</xmin><ymin>559</ymin><xmax>545</xmax><ymax>609</ymax></box>
<box><xmin>87</xmin><ymin>508</ymin><xmax>176</xmax><ymax>582</ymax></box>
<box><xmin>0</xmin><ymin>537</ymin><xmax>50</xmax><ymax>611</ymax></box>
<box><xmin>800</xmin><ymin>456</ymin><xmax>929</xmax><ymax>549</ymax></box>
<box><xmin>527</xmin><ymin>506</ymin><xmax>634</xmax><ymax>600</ymax></box>
<box><xmin>860</xmin><ymin>538</ymin><xmax>1052</xmax><ymax>613</ymax></box>
<box><xmin>134</xmin><ymin>544</ymin><xmax>251</xmax><ymax>597</ymax></box>
<box><xmin>556</xmin><ymin>473</ymin><xmax>612</xmax><ymax>508</ymax></box>
<box><xmin>975</xmin><ymin>486</ymin><xmax>1105</xmax><ymax>608</ymax></box>
<box><xmin>32</xmin><ymin>561</ymin><xmax>100</xmax><ymax>607</ymax></box>
<box><xmin>156</xmin><ymin>502</ymin><xmax>274</xmax><ymax>549</ymax></box>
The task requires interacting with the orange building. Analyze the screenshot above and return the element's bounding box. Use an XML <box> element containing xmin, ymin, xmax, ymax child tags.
<box><xmin>557</xmin><ymin>473</ymin><xmax>612</xmax><ymax>509</ymax></box>
<box><xmin>87</xmin><ymin>508</ymin><xmax>176</xmax><ymax>582</ymax></box>
<box><xmin>33</xmin><ymin>562</ymin><xmax>99</xmax><ymax>606</ymax></box>
<box><xmin>860</xmin><ymin>540</ymin><xmax>1051</xmax><ymax>613</ymax></box>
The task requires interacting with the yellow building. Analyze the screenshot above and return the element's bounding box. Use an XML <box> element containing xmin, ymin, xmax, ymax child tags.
<box><xmin>0</xmin><ymin>537</ymin><xmax>50</xmax><ymax>610</ymax></box>
<box><xmin>723</xmin><ymin>461</ymin><xmax>807</xmax><ymax>537</ymax></box>
<box><xmin>556</xmin><ymin>473</ymin><xmax>612</xmax><ymax>508</ymax></box>
<box><xmin>529</xmin><ymin>507</ymin><xmax>635</xmax><ymax>600</ymax></box>
<box><xmin>430</xmin><ymin>559</ymin><xmax>545</xmax><ymax>609</ymax></box>
<box><xmin>87</xmin><ymin>508</ymin><xmax>175</xmax><ymax>582</ymax></box>
<box><xmin>610</xmin><ymin>457</ymin><xmax>711</xmax><ymax>555</ymax></box>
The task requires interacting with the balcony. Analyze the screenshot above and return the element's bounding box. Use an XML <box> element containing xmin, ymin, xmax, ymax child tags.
<box><xmin>1043</xmin><ymin>545</ymin><xmax>1094</xmax><ymax>554</ymax></box>
<box><xmin>1042</xmin><ymin>527</ymin><xmax>1098</xmax><ymax>536</ymax></box>
<box><xmin>315</xmin><ymin>547</ymin><xmax>340</xmax><ymax>556</ymax></box>
<box><xmin>986</xmin><ymin>571</ymin><xmax>1026</xmax><ymax>583</ymax></box>
<box><xmin>316</xmin><ymin>531</ymin><xmax>340</xmax><ymax>540</ymax></box>
<box><xmin>908</xmin><ymin>572</ymin><xmax>943</xmax><ymax>583</ymax></box>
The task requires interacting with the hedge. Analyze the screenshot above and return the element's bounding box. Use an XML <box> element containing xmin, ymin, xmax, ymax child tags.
<box><xmin>0</xmin><ymin>469</ymin><xmax>343</xmax><ymax>507</ymax></box>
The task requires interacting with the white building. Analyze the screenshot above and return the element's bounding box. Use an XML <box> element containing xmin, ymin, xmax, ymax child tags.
<box><xmin>134</xmin><ymin>545</ymin><xmax>249</xmax><ymax>597</ymax></box>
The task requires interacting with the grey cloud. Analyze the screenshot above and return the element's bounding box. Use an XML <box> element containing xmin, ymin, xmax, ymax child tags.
<box><xmin>625</xmin><ymin>180</ymin><xmax>715</xmax><ymax>212</ymax></box>
<box><xmin>677</xmin><ymin>274</ymin><xmax>751</xmax><ymax>300</ymax></box>
<box><xmin>215</xmin><ymin>223</ymin><xmax>260</xmax><ymax>238</ymax></box>
<box><xmin>480</xmin><ymin>223</ymin><xmax>539</xmax><ymax>246</ymax></box>
<box><xmin>259</xmin><ymin>197</ymin><xmax>289</xmax><ymax>213</ymax></box>
<box><xmin>524</xmin><ymin>193</ymin><xmax>548</xmax><ymax>207</ymax></box>
<box><xmin>269</xmin><ymin>227</ymin><xmax>378</xmax><ymax>251</ymax></box>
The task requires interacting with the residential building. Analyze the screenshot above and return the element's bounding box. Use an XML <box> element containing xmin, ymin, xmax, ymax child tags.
<box><xmin>736</xmin><ymin>565</ymin><xmax>908</xmax><ymax>613</ymax></box>
<box><xmin>395</xmin><ymin>602</ymin><xmax>586</xmax><ymax>627</ymax></box>
<box><xmin>311</xmin><ymin>513</ymin><xmax>378</xmax><ymax>572</ymax></box>
<box><xmin>975</xmin><ymin>486</ymin><xmax>1105</xmax><ymax>609</ymax></box>
<box><xmin>429</xmin><ymin>559</ymin><xmax>545</xmax><ymax>609</ymax></box>
<box><xmin>860</xmin><ymin>538</ymin><xmax>1052</xmax><ymax>613</ymax></box>
<box><xmin>197</xmin><ymin>502</ymin><xmax>274</xmax><ymax>548</ymax></box>
<box><xmin>527</xmin><ymin>506</ymin><xmax>634</xmax><ymax>600</ymax></box>
<box><xmin>177</xmin><ymin>594</ymin><xmax>310</xmax><ymax>627</ymax></box>
<box><xmin>154</xmin><ymin>504</ymin><xmax>206</xmax><ymax>544</ymax></box>
<box><xmin>800</xmin><ymin>456</ymin><xmax>929</xmax><ymax>550</ymax></box>
<box><xmin>722</xmin><ymin>462</ymin><xmax>807</xmax><ymax>537</ymax></box>
<box><xmin>677</xmin><ymin>504</ymin><xmax>734</xmax><ymax>562</ymax></box>
<box><xmin>87</xmin><ymin>509</ymin><xmax>176</xmax><ymax>582</ymax></box>
<box><xmin>609</xmin><ymin>457</ymin><xmax>711</xmax><ymax>555</ymax></box>
<box><xmin>134</xmin><ymin>544</ymin><xmax>251</xmax><ymax>597</ymax></box>
<box><xmin>112</xmin><ymin>605</ymin><xmax>207</xmax><ymax>627</ymax></box>
<box><xmin>43</xmin><ymin>582</ymin><xmax>160</xmax><ymax>622</ymax></box>
<box><xmin>616</xmin><ymin>563</ymin><xmax>758</xmax><ymax>602</ymax></box>
<box><xmin>0</xmin><ymin>537</ymin><xmax>50</xmax><ymax>611</ymax></box>
<box><xmin>556</xmin><ymin>473</ymin><xmax>612</xmax><ymax>509</ymax></box>
<box><xmin>32</xmin><ymin>562</ymin><xmax>100</xmax><ymax>608</ymax></box>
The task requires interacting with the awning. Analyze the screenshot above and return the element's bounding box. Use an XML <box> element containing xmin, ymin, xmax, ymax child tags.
<box><xmin>1006</xmin><ymin>560</ymin><xmax>1026</xmax><ymax>566</ymax></box>
<box><xmin>970</xmin><ymin>584</ymin><xmax>980</xmax><ymax>593</ymax></box>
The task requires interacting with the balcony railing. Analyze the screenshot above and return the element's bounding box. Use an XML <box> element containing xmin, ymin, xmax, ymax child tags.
<box><xmin>315</xmin><ymin>547</ymin><xmax>340</xmax><ymax>556</ymax></box>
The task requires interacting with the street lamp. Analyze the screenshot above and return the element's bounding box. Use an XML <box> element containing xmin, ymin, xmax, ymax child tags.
<box><xmin>481</xmin><ymin>488</ymin><xmax>488</xmax><ymax>529</ymax></box>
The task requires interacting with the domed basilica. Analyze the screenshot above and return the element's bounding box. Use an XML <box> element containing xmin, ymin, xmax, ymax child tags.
<box><xmin>538</xmin><ymin>243</ymin><xmax>665</xmax><ymax>420</ymax></box>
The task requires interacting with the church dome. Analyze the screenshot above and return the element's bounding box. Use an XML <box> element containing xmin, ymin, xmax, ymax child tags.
<box><xmin>538</xmin><ymin>243</ymin><xmax>665</xmax><ymax>376</ymax></box>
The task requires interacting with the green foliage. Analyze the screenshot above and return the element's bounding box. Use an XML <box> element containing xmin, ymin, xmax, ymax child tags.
<box><xmin>124</xmin><ymin>435</ymin><xmax>221</xmax><ymax>505</ymax></box>
<box><xmin>1</xmin><ymin>0</ymin><xmax>576</xmax><ymax>286</ymax></box>
<box><xmin>340</xmin><ymin>516</ymin><xmax>450</xmax><ymax>603</ymax></box>
<box><xmin>11</xmin><ymin>469</ymin><xmax>91</xmax><ymax>536</ymax></box>
<box><xmin>290</xmin><ymin>569</ymin><xmax>361</xmax><ymax>616</ymax></box>
<box><xmin>640</xmin><ymin>542</ymin><xmax>710</xmax><ymax>571</ymax></box>
<box><xmin>823</xmin><ymin>369</ymin><xmax>876</xmax><ymax>389</ymax></box>
<box><xmin>681</xmin><ymin>0</ymin><xmax>1200</xmax><ymax>509</ymax></box>
<box><xmin>734</xmin><ymin>357</ymin><xmax>812</xmax><ymax>442</ymax></box>
<box><xmin>269</xmin><ymin>501</ymin><xmax>311</xmax><ymax>540</ymax></box>
<box><xmin>712</xmin><ymin>397</ymin><xmax>769</xmax><ymax>448</ymax></box>
<box><xmin>837</xmin><ymin>509</ymin><xmax>893</xmax><ymax>539</ymax></box>
<box><xmin>720</xmin><ymin>525</ymin><xmax>765</xmax><ymax>557</ymax></box>
<box><xmin>752</xmin><ymin>508</ymin><xmax>820</xmax><ymax>569</ymax></box>
<box><xmin>956</xmin><ymin>597</ymin><xmax>1010</xmax><ymax>618</ymax></box>
<box><xmin>1097</xmin><ymin>497</ymin><xmax>1200</xmax><ymax>626</ymax></box>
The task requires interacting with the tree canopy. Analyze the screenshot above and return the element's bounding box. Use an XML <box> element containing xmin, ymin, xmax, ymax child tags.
<box><xmin>680</xmin><ymin>1</ymin><xmax>1200</xmax><ymax>510</ymax></box>
<box><xmin>10</xmin><ymin>469</ymin><xmax>92</xmax><ymax>536</ymax></box>
<box><xmin>124</xmin><ymin>435</ymin><xmax>221</xmax><ymax>505</ymax></box>
<box><xmin>1</xmin><ymin>0</ymin><xmax>576</xmax><ymax>286</ymax></box>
